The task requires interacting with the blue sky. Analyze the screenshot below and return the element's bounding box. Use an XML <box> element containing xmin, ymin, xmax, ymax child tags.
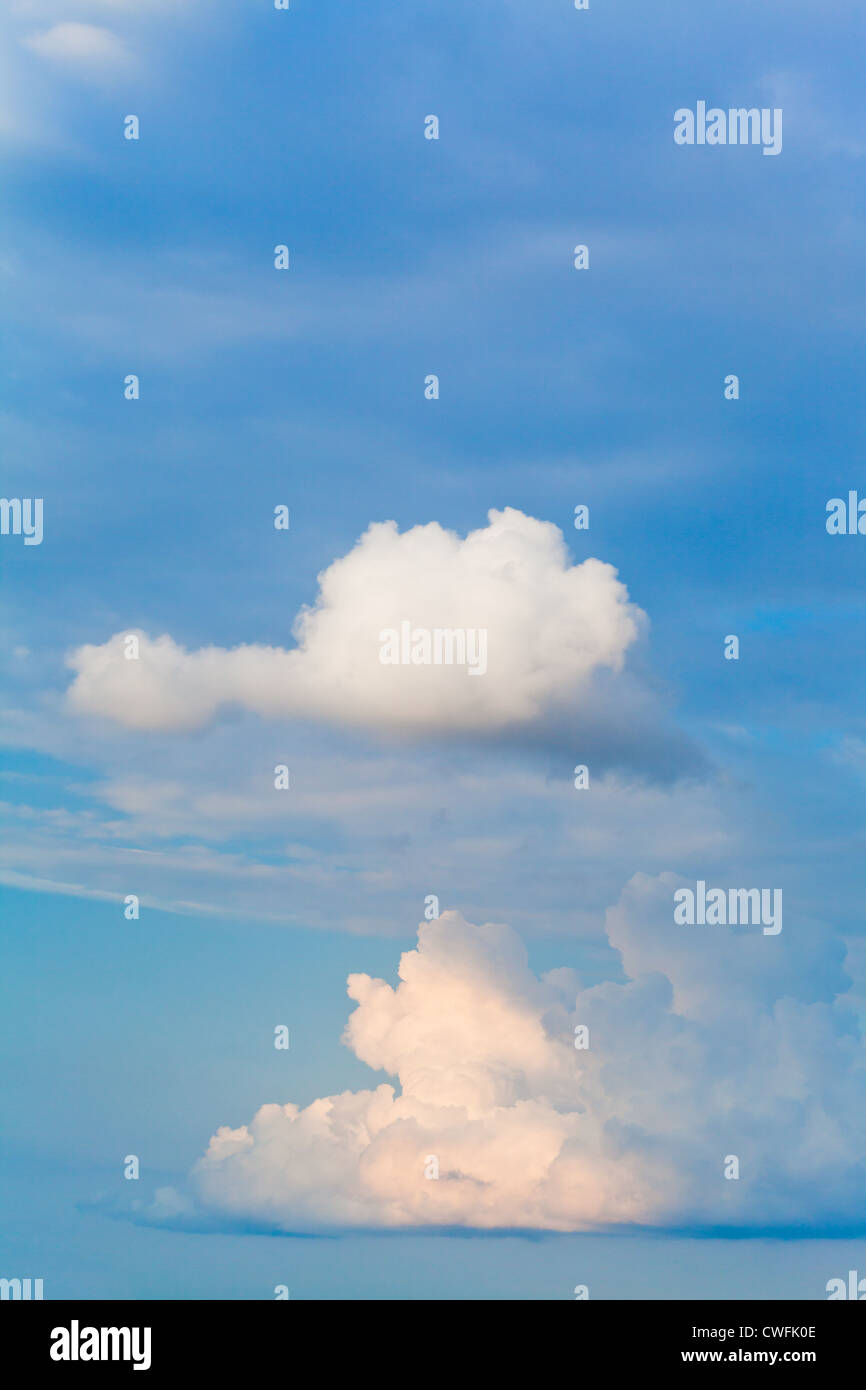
<box><xmin>2</xmin><ymin>0</ymin><xmax>866</xmax><ymax>1297</ymax></box>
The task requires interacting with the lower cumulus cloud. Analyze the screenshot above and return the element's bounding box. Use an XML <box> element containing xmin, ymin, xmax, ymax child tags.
<box><xmin>157</xmin><ymin>875</ymin><xmax>866</xmax><ymax>1235</ymax></box>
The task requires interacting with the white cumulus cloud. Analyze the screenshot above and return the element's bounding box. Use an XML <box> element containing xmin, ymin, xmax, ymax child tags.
<box><xmin>66</xmin><ymin>508</ymin><xmax>644</xmax><ymax>737</ymax></box>
<box><xmin>189</xmin><ymin>880</ymin><xmax>866</xmax><ymax>1234</ymax></box>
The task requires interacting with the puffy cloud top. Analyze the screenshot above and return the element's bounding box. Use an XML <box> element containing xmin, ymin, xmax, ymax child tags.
<box><xmin>65</xmin><ymin>509</ymin><xmax>642</xmax><ymax>735</ymax></box>
<box><xmin>190</xmin><ymin>883</ymin><xmax>866</xmax><ymax>1234</ymax></box>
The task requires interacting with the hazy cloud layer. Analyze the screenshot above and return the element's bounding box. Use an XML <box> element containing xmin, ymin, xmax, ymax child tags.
<box><xmin>0</xmin><ymin>693</ymin><xmax>728</xmax><ymax>936</ymax></box>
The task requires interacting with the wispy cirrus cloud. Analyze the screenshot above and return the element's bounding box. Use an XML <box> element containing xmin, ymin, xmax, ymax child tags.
<box><xmin>22</xmin><ymin>21</ymin><xmax>130</xmax><ymax>69</ymax></box>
